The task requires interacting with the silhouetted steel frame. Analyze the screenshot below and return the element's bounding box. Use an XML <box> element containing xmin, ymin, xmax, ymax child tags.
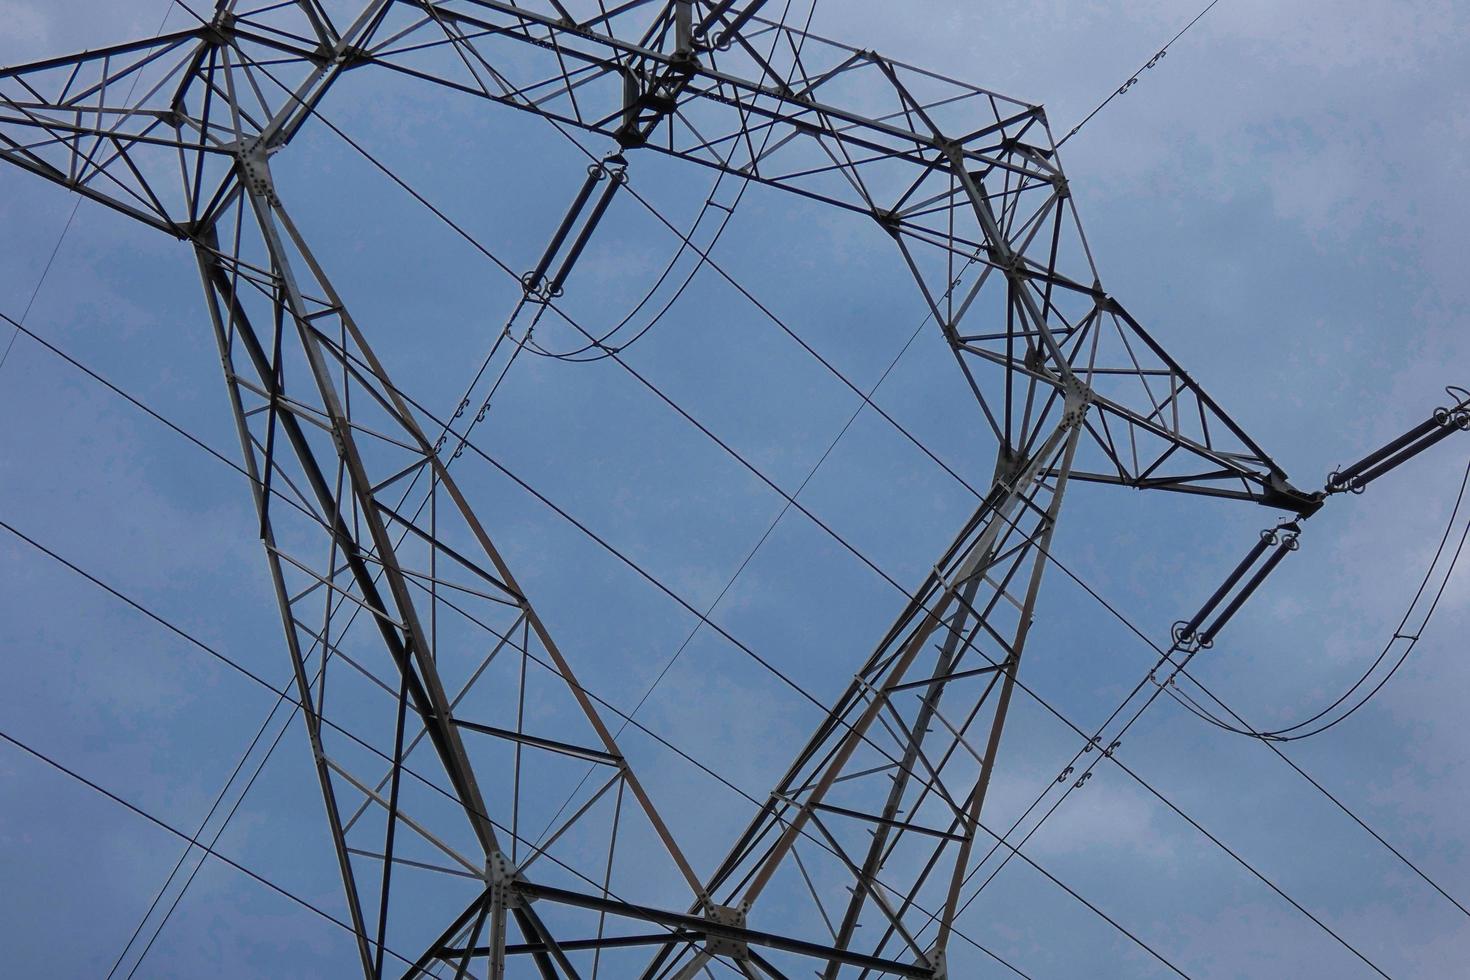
<box><xmin>0</xmin><ymin>2</ymin><xmax>1330</xmax><ymax>978</ymax></box>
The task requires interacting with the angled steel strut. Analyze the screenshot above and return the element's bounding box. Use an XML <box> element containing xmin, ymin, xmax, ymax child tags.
<box><xmin>11</xmin><ymin>2</ymin><xmax>1459</xmax><ymax>978</ymax></box>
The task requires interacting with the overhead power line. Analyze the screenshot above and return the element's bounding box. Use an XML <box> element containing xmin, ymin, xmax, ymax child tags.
<box><xmin>0</xmin><ymin>726</ymin><xmax>420</xmax><ymax>972</ymax></box>
<box><xmin>1057</xmin><ymin>0</ymin><xmax>1228</xmax><ymax>148</ymax></box>
<box><xmin>0</xmin><ymin>0</ymin><xmax>178</xmax><ymax>378</ymax></box>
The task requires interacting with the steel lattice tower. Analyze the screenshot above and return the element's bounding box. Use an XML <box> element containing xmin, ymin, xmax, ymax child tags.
<box><xmin>13</xmin><ymin>2</ymin><xmax>1449</xmax><ymax>977</ymax></box>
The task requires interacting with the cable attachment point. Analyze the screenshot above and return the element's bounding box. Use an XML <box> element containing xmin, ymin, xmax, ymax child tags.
<box><xmin>1074</xmin><ymin>771</ymin><xmax>1093</xmax><ymax>789</ymax></box>
<box><xmin>1171</xmin><ymin>620</ymin><xmax>1207</xmax><ymax>651</ymax></box>
<box><xmin>600</xmin><ymin>152</ymin><xmax>630</xmax><ymax>183</ymax></box>
<box><xmin>1056</xmin><ymin>765</ymin><xmax>1075</xmax><ymax>783</ymax></box>
<box><xmin>1442</xmin><ymin>387</ymin><xmax>1470</xmax><ymax>430</ymax></box>
<box><xmin>1147</xmin><ymin>667</ymin><xmax>1178</xmax><ymax>689</ymax></box>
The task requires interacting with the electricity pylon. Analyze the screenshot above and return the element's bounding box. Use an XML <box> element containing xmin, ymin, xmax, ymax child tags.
<box><xmin>1</xmin><ymin>2</ymin><xmax>1365</xmax><ymax>978</ymax></box>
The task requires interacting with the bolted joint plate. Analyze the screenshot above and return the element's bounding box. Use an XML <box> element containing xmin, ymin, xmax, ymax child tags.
<box><xmin>488</xmin><ymin>850</ymin><xmax>518</xmax><ymax>887</ymax></box>
<box><xmin>703</xmin><ymin>903</ymin><xmax>749</xmax><ymax>960</ymax></box>
<box><xmin>236</xmin><ymin>142</ymin><xmax>277</xmax><ymax>205</ymax></box>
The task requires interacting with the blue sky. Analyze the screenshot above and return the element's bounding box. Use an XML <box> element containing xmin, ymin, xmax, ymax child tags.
<box><xmin>2</xmin><ymin>1</ymin><xmax>1469</xmax><ymax>977</ymax></box>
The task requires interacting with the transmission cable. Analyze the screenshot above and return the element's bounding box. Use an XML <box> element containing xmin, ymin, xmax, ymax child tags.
<box><xmin>952</xmin><ymin>457</ymin><xmax>1470</xmax><ymax>922</ymax></box>
<box><xmin>942</xmin><ymin>490</ymin><xmax>1470</xmax><ymax>956</ymax></box>
<box><xmin>0</xmin><ymin>726</ymin><xmax>422</xmax><ymax>972</ymax></box>
<box><xmin>1166</xmin><ymin>558</ymin><xmax>1470</xmax><ymax>921</ymax></box>
<box><xmin>116</xmin><ymin>704</ymin><xmax>300</xmax><ymax>979</ymax></box>
<box><xmin>944</xmin><ymin>608</ymin><xmax>1397</xmax><ymax>980</ymax></box>
<box><xmin>0</xmin><ymin>204</ymin><xmax>79</xmax><ymax>375</ymax></box>
<box><xmin>0</xmin><ymin>6</ymin><xmax>275</xmax><ymax>971</ymax></box>
<box><xmin>0</xmin><ymin>312</ymin><xmax>378</xmax><ymax>980</ymax></box>
<box><xmin>1056</xmin><ymin>0</ymin><xmax>1227</xmax><ymax>148</ymax></box>
<box><xmin>1005</xmin><ymin>505</ymin><xmax>1470</xmax><ymax>922</ymax></box>
<box><xmin>0</xmin><ymin>314</ymin><xmax>395</xmax><ymax>977</ymax></box>
<box><xmin>0</xmin><ymin>0</ymin><xmax>179</xmax><ymax>378</ymax></box>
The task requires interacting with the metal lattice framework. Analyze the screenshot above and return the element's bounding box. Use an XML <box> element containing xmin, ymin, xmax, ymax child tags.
<box><xmin>2</xmin><ymin>2</ymin><xmax>1346</xmax><ymax>977</ymax></box>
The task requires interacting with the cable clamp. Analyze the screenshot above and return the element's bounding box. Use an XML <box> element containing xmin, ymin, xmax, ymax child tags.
<box><xmin>1148</xmin><ymin>667</ymin><xmax>1178</xmax><ymax>689</ymax></box>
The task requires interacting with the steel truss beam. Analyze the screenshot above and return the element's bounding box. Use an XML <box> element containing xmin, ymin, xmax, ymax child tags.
<box><xmin>0</xmin><ymin>2</ymin><xmax>1334</xmax><ymax>978</ymax></box>
<box><xmin>343</xmin><ymin>0</ymin><xmax>1319</xmax><ymax>513</ymax></box>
